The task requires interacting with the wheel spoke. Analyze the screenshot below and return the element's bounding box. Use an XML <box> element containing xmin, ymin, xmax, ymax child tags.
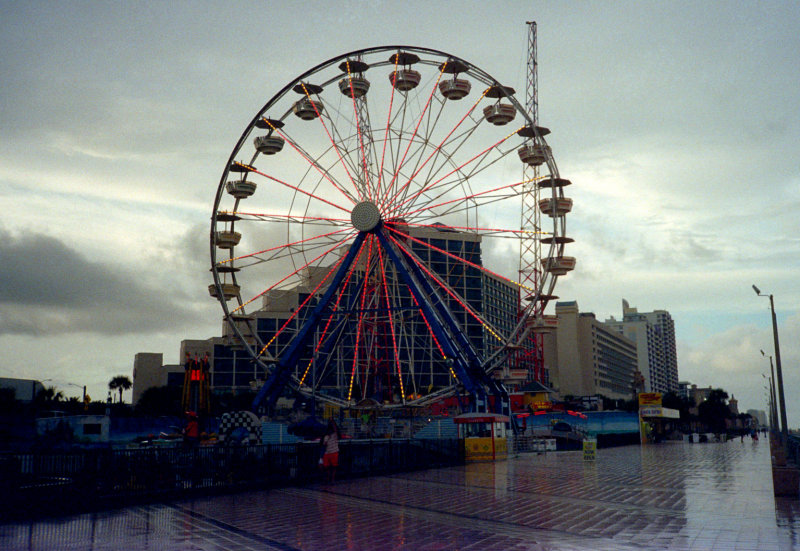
<box><xmin>379</xmin><ymin>64</ymin><xmax>447</xmax><ymax>213</ymax></box>
<box><xmin>384</xmin><ymin>125</ymin><xmax>524</xmax><ymax>218</ymax></box>
<box><xmin>212</xmin><ymin>46</ymin><xmax>568</xmax><ymax>411</ymax></box>
<box><xmin>299</xmin><ymin>241</ymin><xmax>367</xmax><ymax>385</ymax></box>
<box><xmin>382</xmin><ymin>87</ymin><xmax>489</xmax><ymax>211</ymax></box>
<box><xmin>246</xmin><ymin>165</ymin><xmax>351</xmax><ymax>214</ymax></box>
<box><xmin>294</xmin><ymin>85</ymin><xmax>365</xmax><ymax>202</ymax></box>
<box><xmin>231</xmin><ymin>231</ymin><xmax>355</xmax><ymax>315</ymax></box>
<box><xmin>376</xmin><ymin>241</ymin><xmax>404</xmax><ymax>402</ymax></box>
<box><xmin>348</xmin><ymin>234</ymin><xmax>374</xmax><ymax>401</ymax></box>
<box><xmin>387</xmin><ymin>233</ymin><xmax>507</xmax><ymax>344</ymax></box>
<box><xmin>218</xmin><ymin>227</ymin><xmax>352</xmax><ymax>267</ymax></box>
<box><xmin>385</xmin><ymin>225</ymin><xmax>535</xmax><ymax>296</ymax></box>
<box><xmin>223</xmin><ymin>211</ymin><xmax>350</xmax><ymax>225</ymax></box>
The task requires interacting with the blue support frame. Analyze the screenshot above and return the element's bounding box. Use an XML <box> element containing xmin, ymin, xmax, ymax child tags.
<box><xmin>379</xmin><ymin>228</ymin><xmax>515</xmax><ymax>427</ymax></box>
<box><xmin>375</xmin><ymin>228</ymin><xmax>485</xmax><ymax>403</ymax></box>
<box><xmin>251</xmin><ymin>224</ymin><xmax>515</xmax><ymax>430</ymax></box>
<box><xmin>252</xmin><ymin>232</ymin><xmax>367</xmax><ymax>409</ymax></box>
<box><xmin>301</xmin><ymin>269</ymin><xmax>370</xmax><ymax>396</ymax></box>
<box><xmin>389</xmin><ymin>232</ymin><xmax>513</xmax><ymax>415</ymax></box>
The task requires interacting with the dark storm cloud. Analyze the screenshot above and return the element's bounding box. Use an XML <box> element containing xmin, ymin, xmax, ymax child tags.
<box><xmin>0</xmin><ymin>227</ymin><xmax>199</xmax><ymax>336</ymax></box>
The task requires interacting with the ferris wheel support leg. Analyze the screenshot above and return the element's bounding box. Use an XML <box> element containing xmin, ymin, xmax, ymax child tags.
<box><xmin>252</xmin><ymin>232</ymin><xmax>368</xmax><ymax>411</ymax></box>
<box><xmin>374</xmin><ymin>228</ymin><xmax>484</xmax><ymax>404</ymax></box>
<box><xmin>301</xmin><ymin>272</ymin><xmax>371</xmax><ymax>389</ymax></box>
<box><xmin>387</xmin><ymin>230</ymin><xmax>514</xmax><ymax>419</ymax></box>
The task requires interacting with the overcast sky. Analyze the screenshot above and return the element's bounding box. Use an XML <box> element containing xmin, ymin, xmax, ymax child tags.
<box><xmin>1</xmin><ymin>1</ymin><xmax>798</xmax><ymax>423</ymax></box>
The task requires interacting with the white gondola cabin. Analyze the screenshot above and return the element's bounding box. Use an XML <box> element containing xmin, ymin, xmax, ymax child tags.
<box><xmin>226</xmin><ymin>180</ymin><xmax>257</xmax><ymax>199</ymax></box>
<box><xmin>538</xmin><ymin>197</ymin><xmax>573</xmax><ymax>217</ymax></box>
<box><xmin>254</xmin><ymin>135</ymin><xmax>285</xmax><ymax>155</ymax></box>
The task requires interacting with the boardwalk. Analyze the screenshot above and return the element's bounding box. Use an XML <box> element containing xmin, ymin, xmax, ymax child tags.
<box><xmin>2</xmin><ymin>439</ymin><xmax>799</xmax><ymax>550</ymax></box>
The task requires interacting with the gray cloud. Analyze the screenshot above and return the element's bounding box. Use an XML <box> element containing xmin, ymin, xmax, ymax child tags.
<box><xmin>1</xmin><ymin>1</ymin><xmax>798</xmax><ymax>420</ymax></box>
<box><xmin>0</xmin><ymin>226</ymin><xmax>202</xmax><ymax>336</ymax></box>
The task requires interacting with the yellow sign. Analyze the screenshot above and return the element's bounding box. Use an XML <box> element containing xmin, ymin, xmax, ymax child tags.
<box><xmin>638</xmin><ymin>392</ymin><xmax>662</xmax><ymax>406</ymax></box>
<box><xmin>583</xmin><ymin>438</ymin><xmax>597</xmax><ymax>461</ymax></box>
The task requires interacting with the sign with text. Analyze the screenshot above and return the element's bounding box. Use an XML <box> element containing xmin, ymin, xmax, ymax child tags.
<box><xmin>583</xmin><ymin>438</ymin><xmax>597</xmax><ymax>461</ymax></box>
<box><xmin>638</xmin><ymin>392</ymin><xmax>662</xmax><ymax>406</ymax></box>
<box><xmin>640</xmin><ymin>406</ymin><xmax>680</xmax><ymax>419</ymax></box>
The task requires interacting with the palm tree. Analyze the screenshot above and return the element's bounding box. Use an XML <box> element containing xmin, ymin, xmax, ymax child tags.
<box><xmin>108</xmin><ymin>375</ymin><xmax>132</xmax><ymax>404</ymax></box>
<box><xmin>36</xmin><ymin>386</ymin><xmax>64</xmax><ymax>403</ymax></box>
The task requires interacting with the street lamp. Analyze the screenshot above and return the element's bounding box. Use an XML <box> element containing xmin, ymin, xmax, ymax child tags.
<box><xmin>762</xmin><ymin>384</ymin><xmax>774</xmax><ymax>430</ymax></box>
<box><xmin>65</xmin><ymin>382</ymin><xmax>87</xmax><ymax>403</ymax></box>
<box><xmin>753</xmin><ymin>285</ymin><xmax>788</xmax><ymax>446</ymax></box>
<box><xmin>761</xmin><ymin>350</ymin><xmax>779</xmax><ymax>434</ymax></box>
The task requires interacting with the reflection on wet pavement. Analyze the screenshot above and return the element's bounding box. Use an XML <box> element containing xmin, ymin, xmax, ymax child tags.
<box><xmin>1</xmin><ymin>439</ymin><xmax>798</xmax><ymax>550</ymax></box>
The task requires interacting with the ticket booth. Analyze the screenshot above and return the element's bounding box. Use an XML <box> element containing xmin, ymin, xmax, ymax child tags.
<box><xmin>454</xmin><ymin>412</ymin><xmax>509</xmax><ymax>462</ymax></box>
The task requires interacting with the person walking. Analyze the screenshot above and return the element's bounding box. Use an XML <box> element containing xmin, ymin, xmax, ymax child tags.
<box><xmin>183</xmin><ymin>411</ymin><xmax>200</xmax><ymax>449</ymax></box>
<box><xmin>321</xmin><ymin>420</ymin><xmax>340</xmax><ymax>483</ymax></box>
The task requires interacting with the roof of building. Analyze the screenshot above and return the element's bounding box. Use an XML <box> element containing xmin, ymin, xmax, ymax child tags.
<box><xmin>518</xmin><ymin>380</ymin><xmax>554</xmax><ymax>393</ymax></box>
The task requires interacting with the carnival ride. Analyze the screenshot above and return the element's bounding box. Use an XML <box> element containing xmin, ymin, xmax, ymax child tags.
<box><xmin>209</xmin><ymin>44</ymin><xmax>573</xmax><ymax>418</ymax></box>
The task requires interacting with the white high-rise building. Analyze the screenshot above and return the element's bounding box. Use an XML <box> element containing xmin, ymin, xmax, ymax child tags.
<box><xmin>605</xmin><ymin>299</ymin><xmax>679</xmax><ymax>394</ymax></box>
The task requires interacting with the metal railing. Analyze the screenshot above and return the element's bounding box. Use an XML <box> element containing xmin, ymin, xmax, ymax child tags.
<box><xmin>0</xmin><ymin>438</ymin><xmax>462</xmax><ymax>519</ymax></box>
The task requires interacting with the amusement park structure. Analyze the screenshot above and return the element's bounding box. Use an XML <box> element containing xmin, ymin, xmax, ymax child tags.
<box><xmin>209</xmin><ymin>32</ymin><xmax>573</xmax><ymax>422</ymax></box>
<box><xmin>515</xmin><ymin>21</ymin><xmax>573</xmax><ymax>384</ymax></box>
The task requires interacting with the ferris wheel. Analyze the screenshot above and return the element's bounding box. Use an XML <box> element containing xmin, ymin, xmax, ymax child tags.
<box><xmin>210</xmin><ymin>46</ymin><xmax>573</xmax><ymax>411</ymax></box>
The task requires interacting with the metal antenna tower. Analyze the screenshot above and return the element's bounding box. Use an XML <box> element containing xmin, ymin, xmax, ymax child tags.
<box><xmin>518</xmin><ymin>21</ymin><xmax>545</xmax><ymax>382</ymax></box>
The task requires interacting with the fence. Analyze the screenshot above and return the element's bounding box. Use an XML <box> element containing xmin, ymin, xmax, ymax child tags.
<box><xmin>0</xmin><ymin>438</ymin><xmax>462</xmax><ymax>519</ymax></box>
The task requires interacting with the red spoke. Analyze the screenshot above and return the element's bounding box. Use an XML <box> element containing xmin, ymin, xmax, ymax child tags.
<box><xmin>245</xmin><ymin>164</ymin><xmax>351</xmax><ymax>214</ymax></box>
<box><xmin>219</xmin><ymin>227</ymin><xmax>352</xmax><ymax>266</ymax></box>
<box><xmin>256</xmin><ymin>241</ymin><xmax>356</xmax><ymax>358</ymax></box>
<box><xmin>378</xmin><ymin>63</ymin><xmax>447</xmax><ymax>211</ymax></box>
<box><xmin>348</xmin><ymin>234</ymin><xmax>374</xmax><ymax>401</ymax></box>
<box><xmin>225</xmin><ymin>211</ymin><xmax>350</xmax><ymax>224</ymax></box>
<box><xmin>376</xmin><ymin>241</ymin><xmax>404</xmax><ymax>401</ymax></box>
<box><xmin>259</xmin><ymin>118</ymin><xmax>357</xmax><ymax>205</ymax></box>
<box><xmin>381</xmin><ymin>87</ymin><xmax>489</xmax><ymax>211</ymax></box>
<box><xmin>387</xmin><ymin>233</ymin><xmax>505</xmax><ymax>344</ymax></box>
<box><xmin>400</xmin><ymin>177</ymin><xmax>531</xmax><ymax>218</ymax></box>
<box><xmin>386</xmin><ymin>220</ymin><xmax>537</xmax><ymax>236</ymax></box>
<box><xmin>385</xmin><ymin>225</ymin><xmax>534</xmax><ymax>295</ymax></box>
<box><xmin>408</xmin><ymin>287</ymin><xmax>446</xmax><ymax>360</ymax></box>
<box><xmin>232</xmin><ymin>230</ymin><xmax>356</xmax><ymax>315</ymax></box>
<box><xmin>299</xmin><ymin>242</ymin><xmax>367</xmax><ymax>385</ymax></box>
<box><xmin>294</xmin><ymin>85</ymin><xmax>364</xmax><ymax>201</ymax></box>
<box><xmin>384</xmin><ymin>125</ymin><xmax>524</xmax><ymax>218</ymax></box>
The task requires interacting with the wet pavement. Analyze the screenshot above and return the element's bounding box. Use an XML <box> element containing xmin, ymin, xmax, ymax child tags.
<box><xmin>2</xmin><ymin>439</ymin><xmax>799</xmax><ymax>550</ymax></box>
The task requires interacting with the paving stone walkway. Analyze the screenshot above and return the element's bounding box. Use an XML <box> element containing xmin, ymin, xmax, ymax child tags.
<box><xmin>2</xmin><ymin>439</ymin><xmax>799</xmax><ymax>550</ymax></box>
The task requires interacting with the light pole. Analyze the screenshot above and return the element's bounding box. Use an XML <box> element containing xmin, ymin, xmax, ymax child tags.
<box><xmin>762</xmin><ymin>384</ymin><xmax>774</xmax><ymax>430</ymax></box>
<box><xmin>65</xmin><ymin>382</ymin><xmax>86</xmax><ymax>403</ymax></box>
<box><xmin>753</xmin><ymin>285</ymin><xmax>788</xmax><ymax>446</ymax></box>
<box><xmin>761</xmin><ymin>350</ymin><xmax>779</xmax><ymax>434</ymax></box>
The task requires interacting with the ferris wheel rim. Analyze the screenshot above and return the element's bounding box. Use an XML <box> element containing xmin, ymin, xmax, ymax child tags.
<box><xmin>210</xmin><ymin>45</ymin><xmax>569</xmax><ymax>408</ymax></box>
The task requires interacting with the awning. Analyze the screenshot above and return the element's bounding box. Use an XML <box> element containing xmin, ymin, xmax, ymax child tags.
<box><xmin>640</xmin><ymin>406</ymin><xmax>680</xmax><ymax>419</ymax></box>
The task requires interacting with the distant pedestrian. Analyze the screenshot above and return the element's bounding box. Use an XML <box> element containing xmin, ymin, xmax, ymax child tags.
<box><xmin>321</xmin><ymin>420</ymin><xmax>340</xmax><ymax>482</ymax></box>
<box><xmin>183</xmin><ymin>411</ymin><xmax>200</xmax><ymax>449</ymax></box>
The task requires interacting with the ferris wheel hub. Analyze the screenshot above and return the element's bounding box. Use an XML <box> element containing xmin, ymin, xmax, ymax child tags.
<box><xmin>350</xmin><ymin>201</ymin><xmax>381</xmax><ymax>232</ymax></box>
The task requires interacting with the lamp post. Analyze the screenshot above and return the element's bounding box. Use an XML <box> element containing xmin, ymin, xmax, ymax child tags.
<box><xmin>761</xmin><ymin>350</ymin><xmax>779</xmax><ymax>435</ymax></box>
<box><xmin>753</xmin><ymin>285</ymin><xmax>788</xmax><ymax>446</ymax></box>
<box><xmin>762</xmin><ymin>384</ymin><xmax>774</xmax><ymax>430</ymax></box>
<box><xmin>65</xmin><ymin>382</ymin><xmax>86</xmax><ymax>403</ymax></box>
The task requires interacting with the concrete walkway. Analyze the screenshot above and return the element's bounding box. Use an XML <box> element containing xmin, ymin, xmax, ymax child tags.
<box><xmin>2</xmin><ymin>439</ymin><xmax>799</xmax><ymax>550</ymax></box>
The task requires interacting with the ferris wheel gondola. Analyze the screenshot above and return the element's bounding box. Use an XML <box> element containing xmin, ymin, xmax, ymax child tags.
<box><xmin>210</xmin><ymin>46</ymin><xmax>572</xmax><ymax>411</ymax></box>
